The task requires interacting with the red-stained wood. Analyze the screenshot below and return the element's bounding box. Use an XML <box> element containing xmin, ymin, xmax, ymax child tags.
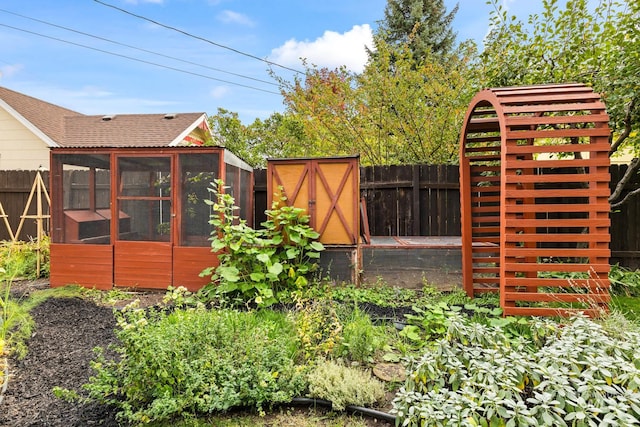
<box><xmin>173</xmin><ymin>246</ymin><xmax>218</xmax><ymax>292</ymax></box>
<box><xmin>114</xmin><ymin>241</ymin><xmax>172</xmax><ymax>289</ymax></box>
<box><xmin>50</xmin><ymin>243</ymin><xmax>113</xmax><ymax>290</ymax></box>
<box><xmin>459</xmin><ymin>83</ymin><xmax>611</xmax><ymax>317</ymax></box>
<box><xmin>49</xmin><ymin>147</ymin><xmax>252</xmax><ymax>291</ymax></box>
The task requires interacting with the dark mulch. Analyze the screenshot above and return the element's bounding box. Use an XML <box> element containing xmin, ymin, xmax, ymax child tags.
<box><xmin>0</xmin><ymin>297</ymin><xmax>120</xmax><ymax>427</ymax></box>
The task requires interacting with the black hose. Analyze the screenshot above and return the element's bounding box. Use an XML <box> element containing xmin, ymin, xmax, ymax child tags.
<box><xmin>290</xmin><ymin>397</ymin><xmax>396</xmax><ymax>424</ymax></box>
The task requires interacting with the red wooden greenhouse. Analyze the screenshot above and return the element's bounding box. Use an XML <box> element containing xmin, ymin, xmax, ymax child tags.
<box><xmin>459</xmin><ymin>83</ymin><xmax>611</xmax><ymax>317</ymax></box>
<box><xmin>49</xmin><ymin>147</ymin><xmax>253</xmax><ymax>291</ymax></box>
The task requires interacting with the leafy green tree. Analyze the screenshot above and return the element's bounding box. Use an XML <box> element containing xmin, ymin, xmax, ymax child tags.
<box><xmin>377</xmin><ymin>0</ymin><xmax>459</xmax><ymax>60</ymax></box>
<box><xmin>273</xmin><ymin>38</ymin><xmax>476</xmax><ymax>165</ymax></box>
<box><xmin>479</xmin><ymin>0</ymin><xmax>640</xmax><ymax>208</ymax></box>
<box><xmin>247</xmin><ymin>113</ymin><xmax>308</xmax><ymax>165</ymax></box>
<box><xmin>207</xmin><ymin>108</ymin><xmax>307</xmax><ymax>168</ymax></box>
<box><xmin>207</xmin><ymin>108</ymin><xmax>257</xmax><ymax>165</ymax></box>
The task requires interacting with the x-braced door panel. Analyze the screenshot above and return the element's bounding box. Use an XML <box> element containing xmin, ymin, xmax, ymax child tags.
<box><xmin>268</xmin><ymin>157</ymin><xmax>359</xmax><ymax>245</ymax></box>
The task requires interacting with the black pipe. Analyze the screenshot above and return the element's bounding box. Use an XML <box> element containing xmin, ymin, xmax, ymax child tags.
<box><xmin>290</xmin><ymin>397</ymin><xmax>396</xmax><ymax>424</ymax></box>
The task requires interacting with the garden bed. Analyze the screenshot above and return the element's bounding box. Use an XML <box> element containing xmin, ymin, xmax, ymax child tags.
<box><xmin>0</xmin><ymin>282</ymin><xmax>397</xmax><ymax>426</ymax></box>
<box><xmin>0</xmin><ymin>295</ymin><xmax>120</xmax><ymax>426</ymax></box>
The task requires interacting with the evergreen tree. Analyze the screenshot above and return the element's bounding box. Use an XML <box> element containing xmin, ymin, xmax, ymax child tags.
<box><xmin>377</xmin><ymin>0</ymin><xmax>459</xmax><ymax>60</ymax></box>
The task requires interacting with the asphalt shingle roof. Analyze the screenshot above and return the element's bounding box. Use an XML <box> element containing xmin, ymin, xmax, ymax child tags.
<box><xmin>62</xmin><ymin>113</ymin><xmax>208</xmax><ymax>147</ymax></box>
<box><xmin>0</xmin><ymin>86</ymin><xmax>209</xmax><ymax>147</ymax></box>
<box><xmin>0</xmin><ymin>86</ymin><xmax>83</xmax><ymax>144</ymax></box>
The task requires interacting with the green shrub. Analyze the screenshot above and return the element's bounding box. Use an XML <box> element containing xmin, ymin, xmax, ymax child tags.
<box><xmin>292</xmin><ymin>298</ymin><xmax>344</xmax><ymax>361</ymax></box>
<box><xmin>200</xmin><ymin>180</ymin><xmax>324</xmax><ymax>307</ymax></box>
<box><xmin>338</xmin><ymin>306</ymin><xmax>390</xmax><ymax>363</ymax></box>
<box><xmin>307</xmin><ymin>359</ymin><xmax>385</xmax><ymax>411</ymax></box>
<box><xmin>0</xmin><ymin>238</ymin><xmax>50</xmax><ymax>280</ymax></box>
<box><xmin>392</xmin><ymin>314</ymin><xmax>640</xmax><ymax>426</ymax></box>
<box><xmin>85</xmin><ymin>305</ymin><xmax>307</xmax><ymax>424</ymax></box>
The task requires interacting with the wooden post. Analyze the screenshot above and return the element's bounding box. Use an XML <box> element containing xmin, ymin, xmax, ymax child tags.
<box><xmin>0</xmin><ymin>201</ymin><xmax>15</xmax><ymax>242</ymax></box>
<box><xmin>412</xmin><ymin>165</ymin><xmax>421</xmax><ymax>235</ymax></box>
<box><xmin>14</xmin><ymin>171</ymin><xmax>51</xmax><ymax>277</ymax></box>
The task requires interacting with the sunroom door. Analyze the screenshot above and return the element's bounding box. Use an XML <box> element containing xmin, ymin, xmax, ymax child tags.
<box><xmin>114</xmin><ymin>155</ymin><xmax>173</xmax><ymax>289</ymax></box>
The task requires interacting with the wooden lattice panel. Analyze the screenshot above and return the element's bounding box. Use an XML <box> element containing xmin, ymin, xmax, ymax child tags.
<box><xmin>460</xmin><ymin>83</ymin><xmax>611</xmax><ymax>317</ymax></box>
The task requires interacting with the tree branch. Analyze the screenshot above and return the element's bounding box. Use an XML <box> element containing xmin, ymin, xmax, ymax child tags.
<box><xmin>610</xmin><ymin>157</ymin><xmax>640</xmax><ymax>209</ymax></box>
<box><xmin>610</xmin><ymin>98</ymin><xmax>636</xmax><ymax>155</ymax></box>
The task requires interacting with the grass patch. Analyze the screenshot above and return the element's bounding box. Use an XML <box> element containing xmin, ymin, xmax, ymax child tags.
<box><xmin>611</xmin><ymin>295</ymin><xmax>640</xmax><ymax>321</ymax></box>
<box><xmin>145</xmin><ymin>409</ymin><xmax>370</xmax><ymax>427</ymax></box>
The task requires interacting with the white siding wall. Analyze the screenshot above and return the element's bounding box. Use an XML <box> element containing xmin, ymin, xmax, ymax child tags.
<box><xmin>0</xmin><ymin>108</ymin><xmax>50</xmax><ymax>170</ymax></box>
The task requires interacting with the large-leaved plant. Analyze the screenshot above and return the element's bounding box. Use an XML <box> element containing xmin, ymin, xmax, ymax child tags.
<box><xmin>200</xmin><ymin>179</ymin><xmax>324</xmax><ymax>307</ymax></box>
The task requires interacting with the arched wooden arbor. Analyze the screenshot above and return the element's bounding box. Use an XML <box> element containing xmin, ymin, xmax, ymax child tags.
<box><xmin>459</xmin><ymin>83</ymin><xmax>611</xmax><ymax>317</ymax></box>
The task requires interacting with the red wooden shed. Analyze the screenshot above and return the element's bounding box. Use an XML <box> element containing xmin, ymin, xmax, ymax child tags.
<box><xmin>459</xmin><ymin>83</ymin><xmax>611</xmax><ymax>316</ymax></box>
<box><xmin>49</xmin><ymin>146</ymin><xmax>252</xmax><ymax>291</ymax></box>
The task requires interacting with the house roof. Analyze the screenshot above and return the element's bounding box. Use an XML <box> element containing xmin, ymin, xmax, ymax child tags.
<box><xmin>0</xmin><ymin>86</ymin><xmax>83</xmax><ymax>147</ymax></box>
<box><xmin>0</xmin><ymin>86</ymin><xmax>211</xmax><ymax>148</ymax></box>
<box><xmin>62</xmin><ymin>113</ymin><xmax>209</xmax><ymax>147</ymax></box>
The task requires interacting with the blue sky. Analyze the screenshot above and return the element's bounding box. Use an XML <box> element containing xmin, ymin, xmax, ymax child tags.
<box><xmin>0</xmin><ymin>0</ymin><xmax>542</xmax><ymax>124</ymax></box>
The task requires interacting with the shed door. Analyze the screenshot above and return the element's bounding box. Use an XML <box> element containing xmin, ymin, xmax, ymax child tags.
<box><xmin>114</xmin><ymin>155</ymin><xmax>173</xmax><ymax>288</ymax></box>
<box><xmin>268</xmin><ymin>158</ymin><xmax>359</xmax><ymax>245</ymax></box>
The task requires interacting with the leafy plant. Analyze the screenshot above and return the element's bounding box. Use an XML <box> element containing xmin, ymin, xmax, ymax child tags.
<box><xmin>609</xmin><ymin>264</ymin><xmax>640</xmax><ymax>297</ymax></box>
<box><xmin>392</xmin><ymin>314</ymin><xmax>640</xmax><ymax>426</ymax></box>
<box><xmin>291</xmin><ymin>298</ymin><xmax>344</xmax><ymax>362</ymax></box>
<box><xmin>337</xmin><ymin>305</ymin><xmax>389</xmax><ymax>363</ymax></box>
<box><xmin>0</xmin><ymin>267</ymin><xmax>8</xmax><ymax>371</ymax></box>
<box><xmin>0</xmin><ymin>237</ymin><xmax>50</xmax><ymax>280</ymax></box>
<box><xmin>329</xmin><ymin>282</ymin><xmax>422</xmax><ymax>308</ymax></box>
<box><xmin>400</xmin><ymin>302</ymin><xmax>460</xmax><ymax>345</ymax></box>
<box><xmin>85</xmin><ymin>305</ymin><xmax>307</xmax><ymax>424</ymax></box>
<box><xmin>200</xmin><ymin>179</ymin><xmax>324</xmax><ymax>307</ymax></box>
<box><xmin>0</xmin><ymin>269</ymin><xmax>35</xmax><ymax>359</ymax></box>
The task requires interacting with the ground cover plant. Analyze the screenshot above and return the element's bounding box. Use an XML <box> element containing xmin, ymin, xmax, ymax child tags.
<box><xmin>85</xmin><ymin>304</ymin><xmax>309</xmax><ymax>424</ymax></box>
<box><xmin>79</xmin><ymin>284</ymin><xmax>411</xmax><ymax>425</ymax></box>
<box><xmin>392</xmin><ymin>313</ymin><xmax>640</xmax><ymax>426</ymax></box>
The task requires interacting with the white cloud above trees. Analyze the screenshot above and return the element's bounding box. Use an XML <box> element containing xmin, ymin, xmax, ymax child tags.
<box><xmin>269</xmin><ymin>24</ymin><xmax>374</xmax><ymax>73</ymax></box>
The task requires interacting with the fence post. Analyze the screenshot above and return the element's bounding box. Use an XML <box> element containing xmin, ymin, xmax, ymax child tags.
<box><xmin>412</xmin><ymin>165</ymin><xmax>420</xmax><ymax>235</ymax></box>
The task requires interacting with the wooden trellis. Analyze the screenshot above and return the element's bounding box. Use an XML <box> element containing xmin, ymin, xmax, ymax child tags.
<box><xmin>0</xmin><ymin>201</ymin><xmax>14</xmax><ymax>241</ymax></box>
<box><xmin>459</xmin><ymin>83</ymin><xmax>611</xmax><ymax>317</ymax></box>
<box><xmin>14</xmin><ymin>171</ymin><xmax>51</xmax><ymax>276</ymax></box>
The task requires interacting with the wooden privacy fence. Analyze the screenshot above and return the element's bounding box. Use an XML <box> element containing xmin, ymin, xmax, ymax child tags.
<box><xmin>2</xmin><ymin>164</ymin><xmax>640</xmax><ymax>269</ymax></box>
<box><xmin>0</xmin><ymin>170</ymin><xmax>50</xmax><ymax>242</ymax></box>
<box><xmin>360</xmin><ymin>164</ymin><xmax>460</xmax><ymax>236</ymax></box>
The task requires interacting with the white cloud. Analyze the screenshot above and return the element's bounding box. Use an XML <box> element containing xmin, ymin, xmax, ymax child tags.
<box><xmin>0</xmin><ymin>64</ymin><xmax>23</xmax><ymax>79</ymax></box>
<box><xmin>269</xmin><ymin>24</ymin><xmax>374</xmax><ymax>73</ymax></box>
<box><xmin>217</xmin><ymin>10</ymin><xmax>255</xmax><ymax>27</ymax></box>
<box><xmin>210</xmin><ymin>86</ymin><xmax>230</xmax><ymax>99</ymax></box>
<box><xmin>70</xmin><ymin>86</ymin><xmax>114</xmax><ymax>98</ymax></box>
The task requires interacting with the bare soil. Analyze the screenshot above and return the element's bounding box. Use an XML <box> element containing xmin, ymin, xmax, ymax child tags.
<box><xmin>0</xmin><ymin>281</ymin><xmax>397</xmax><ymax>427</ymax></box>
